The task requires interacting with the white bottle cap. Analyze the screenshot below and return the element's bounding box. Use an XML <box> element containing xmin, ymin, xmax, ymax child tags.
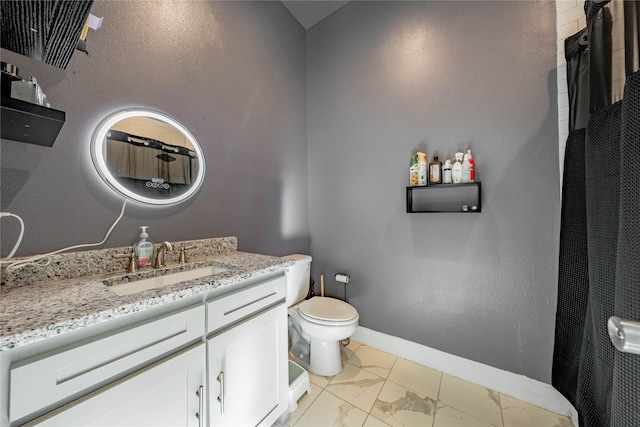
<box><xmin>140</xmin><ymin>226</ymin><xmax>149</xmax><ymax>238</ymax></box>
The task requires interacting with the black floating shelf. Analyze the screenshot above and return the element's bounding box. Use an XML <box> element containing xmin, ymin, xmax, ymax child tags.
<box><xmin>1</xmin><ymin>96</ymin><xmax>65</xmax><ymax>147</ymax></box>
<box><xmin>406</xmin><ymin>182</ymin><xmax>481</xmax><ymax>213</ymax></box>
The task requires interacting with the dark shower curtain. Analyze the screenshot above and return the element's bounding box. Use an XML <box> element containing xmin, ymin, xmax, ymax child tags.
<box><xmin>552</xmin><ymin>1</ymin><xmax>640</xmax><ymax>427</ymax></box>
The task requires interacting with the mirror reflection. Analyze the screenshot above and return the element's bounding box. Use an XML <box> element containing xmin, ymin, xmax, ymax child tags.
<box><xmin>92</xmin><ymin>110</ymin><xmax>205</xmax><ymax>205</ymax></box>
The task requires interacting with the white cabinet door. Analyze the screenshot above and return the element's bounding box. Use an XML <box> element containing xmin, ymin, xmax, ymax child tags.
<box><xmin>31</xmin><ymin>344</ymin><xmax>206</xmax><ymax>427</ymax></box>
<box><xmin>208</xmin><ymin>304</ymin><xmax>288</xmax><ymax>427</ymax></box>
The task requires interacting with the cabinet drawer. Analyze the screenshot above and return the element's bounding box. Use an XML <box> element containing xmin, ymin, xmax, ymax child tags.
<box><xmin>10</xmin><ymin>305</ymin><xmax>204</xmax><ymax>423</ymax></box>
<box><xmin>207</xmin><ymin>275</ymin><xmax>285</xmax><ymax>333</ymax></box>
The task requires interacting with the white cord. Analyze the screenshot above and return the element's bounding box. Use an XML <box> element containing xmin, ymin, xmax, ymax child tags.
<box><xmin>0</xmin><ymin>212</ymin><xmax>25</xmax><ymax>260</ymax></box>
<box><xmin>2</xmin><ymin>199</ymin><xmax>128</xmax><ymax>271</ymax></box>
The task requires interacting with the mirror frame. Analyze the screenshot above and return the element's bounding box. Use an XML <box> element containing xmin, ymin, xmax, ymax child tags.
<box><xmin>91</xmin><ymin>109</ymin><xmax>206</xmax><ymax>206</ymax></box>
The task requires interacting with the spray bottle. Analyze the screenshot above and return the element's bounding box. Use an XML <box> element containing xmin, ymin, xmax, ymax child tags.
<box><xmin>462</xmin><ymin>152</ymin><xmax>472</xmax><ymax>183</ymax></box>
<box><xmin>466</xmin><ymin>149</ymin><xmax>475</xmax><ymax>182</ymax></box>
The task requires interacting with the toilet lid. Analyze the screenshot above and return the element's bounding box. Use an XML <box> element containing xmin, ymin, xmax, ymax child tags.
<box><xmin>298</xmin><ymin>297</ymin><xmax>358</xmax><ymax>322</ymax></box>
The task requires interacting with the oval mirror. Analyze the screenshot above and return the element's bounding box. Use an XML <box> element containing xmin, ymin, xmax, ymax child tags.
<box><xmin>91</xmin><ymin>109</ymin><xmax>205</xmax><ymax>205</ymax></box>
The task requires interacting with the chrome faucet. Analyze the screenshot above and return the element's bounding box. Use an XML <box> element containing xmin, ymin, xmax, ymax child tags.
<box><xmin>154</xmin><ymin>241</ymin><xmax>173</xmax><ymax>268</ymax></box>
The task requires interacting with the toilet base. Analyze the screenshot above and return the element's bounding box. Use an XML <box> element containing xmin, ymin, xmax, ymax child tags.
<box><xmin>308</xmin><ymin>338</ymin><xmax>343</xmax><ymax>376</ymax></box>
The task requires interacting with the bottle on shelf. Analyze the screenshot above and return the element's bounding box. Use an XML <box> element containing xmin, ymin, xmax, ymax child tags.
<box><xmin>466</xmin><ymin>149</ymin><xmax>475</xmax><ymax>182</ymax></box>
<box><xmin>443</xmin><ymin>159</ymin><xmax>452</xmax><ymax>184</ymax></box>
<box><xmin>429</xmin><ymin>156</ymin><xmax>442</xmax><ymax>184</ymax></box>
<box><xmin>462</xmin><ymin>152</ymin><xmax>472</xmax><ymax>183</ymax></box>
<box><xmin>452</xmin><ymin>152</ymin><xmax>463</xmax><ymax>183</ymax></box>
<box><xmin>417</xmin><ymin>152</ymin><xmax>427</xmax><ymax>186</ymax></box>
<box><xmin>409</xmin><ymin>153</ymin><xmax>419</xmax><ymax>187</ymax></box>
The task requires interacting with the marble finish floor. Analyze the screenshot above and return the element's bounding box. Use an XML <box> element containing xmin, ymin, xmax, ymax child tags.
<box><xmin>287</xmin><ymin>341</ymin><xmax>574</xmax><ymax>427</ymax></box>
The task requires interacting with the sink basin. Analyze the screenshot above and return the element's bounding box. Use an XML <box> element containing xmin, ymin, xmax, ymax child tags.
<box><xmin>108</xmin><ymin>265</ymin><xmax>229</xmax><ymax>296</ymax></box>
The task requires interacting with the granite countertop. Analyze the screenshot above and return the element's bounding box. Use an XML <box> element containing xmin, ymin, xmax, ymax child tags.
<box><xmin>0</xmin><ymin>237</ymin><xmax>294</xmax><ymax>351</ymax></box>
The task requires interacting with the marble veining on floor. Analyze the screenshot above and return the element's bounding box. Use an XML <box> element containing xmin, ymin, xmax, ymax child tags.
<box><xmin>287</xmin><ymin>341</ymin><xmax>575</xmax><ymax>427</ymax></box>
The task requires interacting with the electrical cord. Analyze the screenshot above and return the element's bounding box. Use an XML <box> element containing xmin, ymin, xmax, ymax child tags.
<box><xmin>0</xmin><ymin>212</ymin><xmax>25</xmax><ymax>260</ymax></box>
<box><xmin>1</xmin><ymin>199</ymin><xmax>127</xmax><ymax>271</ymax></box>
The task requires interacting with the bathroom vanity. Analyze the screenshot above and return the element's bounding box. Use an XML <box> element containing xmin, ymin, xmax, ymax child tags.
<box><xmin>0</xmin><ymin>237</ymin><xmax>291</xmax><ymax>427</ymax></box>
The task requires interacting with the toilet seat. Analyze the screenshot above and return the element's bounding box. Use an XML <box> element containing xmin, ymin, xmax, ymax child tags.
<box><xmin>298</xmin><ymin>297</ymin><xmax>358</xmax><ymax>324</ymax></box>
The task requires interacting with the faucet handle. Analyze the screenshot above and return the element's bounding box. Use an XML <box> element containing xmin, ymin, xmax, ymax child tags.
<box><xmin>113</xmin><ymin>252</ymin><xmax>137</xmax><ymax>273</ymax></box>
<box><xmin>178</xmin><ymin>245</ymin><xmax>197</xmax><ymax>264</ymax></box>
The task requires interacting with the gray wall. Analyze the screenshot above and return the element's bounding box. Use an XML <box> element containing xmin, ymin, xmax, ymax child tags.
<box><xmin>1</xmin><ymin>0</ymin><xmax>309</xmax><ymax>258</ymax></box>
<box><xmin>306</xmin><ymin>1</ymin><xmax>560</xmax><ymax>382</ymax></box>
<box><xmin>2</xmin><ymin>0</ymin><xmax>561</xmax><ymax>383</ymax></box>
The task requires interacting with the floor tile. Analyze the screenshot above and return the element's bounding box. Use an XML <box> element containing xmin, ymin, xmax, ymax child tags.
<box><xmin>286</xmin><ymin>382</ymin><xmax>323</xmax><ymax>427</ymax></box>
<box><xmin>341</xmin><ymin>339</ymin><xmax>362</xmax><ymax>365</ymax></box>
<box><xmin>293</xmin><ymin>390</ymin><xmax>368</xmax><ymax>427</ymax></box>
<box><xmin>501</xmin><ymin>394</ymin><xmax>574</xmax><ymax>427</ymax></box>
<box><xmin>363</xmin><ymin>415</ymin><xmax>391</xmax><ymax>427</ymax></box>
<box><xmin>438</xmin><ymin>374</ymin><xmax>503</xmax><ymax>426</ymax></box>
<box><xmin>434</xmin><ymin>402</ymin><xmax>498</xmax><ymax>427</ymax></box>
<box><xmin>370</xmin><ymin>380</ymin><xmax>436</xmax><ymax>427</ymax></box>
<box><xmin>289</xmin><ymin>343</ymin><xmax>575</xmax><ymax>427</ymax></box>
<box><xmin>349</xmin><ymin>345</ymin><xmax>398</xmax><ymax>378</ymax></box>
<box><xmin>326</xmin><ymin>362</ymin><xmax>386</xmax><ymax>413</ymax></box>
<box><xmin>388</xmin><ymin>357</ymin><xmax>442</xmax><ymax>400</ymax></box>
<box><xmin>309</xmin><ymin>371</ymin><xmax>334</xmax><ymax>389</ymax></box>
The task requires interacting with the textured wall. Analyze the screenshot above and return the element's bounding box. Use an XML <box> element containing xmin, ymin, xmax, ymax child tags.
<box><xmin>1</xmin><ymin>1</ymin><xmax>309</xmax><ymax>258</ymax></box>
<box><xmin>306</xmin><ymin>1</ymin><xmax>559</xmax><ymax>381</ymax></box>
<box><xmin>2</xmin><ymin>0</ymin><xmax>561</xmax><ymax>383</ymax></box>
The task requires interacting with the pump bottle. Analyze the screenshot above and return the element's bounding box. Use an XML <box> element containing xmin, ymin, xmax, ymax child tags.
<box><xmin>134</xmin><ymin>226</ymin><xmax>155</xmax><ymax>267</ymax></box>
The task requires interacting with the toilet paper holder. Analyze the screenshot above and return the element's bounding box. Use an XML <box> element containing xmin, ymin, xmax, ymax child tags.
<box><xmin>335</xmin><ymin>273</ymin><xmax>350</xmax><ymax>284</ymax></box>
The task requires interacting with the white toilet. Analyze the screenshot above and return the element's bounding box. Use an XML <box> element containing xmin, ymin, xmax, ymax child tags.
<box><xmin>284</xmin><ymin>254</ymin><xmax>359</xmax><ymax>376</ymax></box>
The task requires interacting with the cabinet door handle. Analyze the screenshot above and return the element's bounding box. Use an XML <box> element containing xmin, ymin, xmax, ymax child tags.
<box><xmin>217</xmin><ymin>371</ymin><xmax>225</xmax><ymax>414</ymax></box>
<box><xmin>196</xmin><ymin>385</ymin><xmax>204</xmax><ymax>427</ymax></box>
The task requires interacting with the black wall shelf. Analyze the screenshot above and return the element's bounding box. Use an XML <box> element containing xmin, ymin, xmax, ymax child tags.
<box><xmin>1</xmin><ymin>95</ymin><xmax>65</xmax><ymax>147</ymax></box>
<box><xmin>406</xmin><ymin>182</ymin><xmax>481</xmax><ymax>213</ymax></box>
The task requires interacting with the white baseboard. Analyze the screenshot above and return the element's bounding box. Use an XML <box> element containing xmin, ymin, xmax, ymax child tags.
<box><xmin>352</xmin><ymin>326</ymin><xmax>579</xmax><ymax>426</ymax></box>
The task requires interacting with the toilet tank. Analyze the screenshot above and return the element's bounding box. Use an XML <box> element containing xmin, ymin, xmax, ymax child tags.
<box><xmin>283</xmin><ymin>254</ymin><xmax>312</xmax><ymax>307</ymax></box>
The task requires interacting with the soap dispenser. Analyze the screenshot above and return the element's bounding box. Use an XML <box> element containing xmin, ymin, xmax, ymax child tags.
<box><xmin>134</xmin><ymin>226</ymin><xmax>155</xmax><ymax>267</ymax></box>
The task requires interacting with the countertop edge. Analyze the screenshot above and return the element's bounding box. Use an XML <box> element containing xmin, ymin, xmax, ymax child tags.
<box><xmin>0</xmin><ymin>255</ymin><xmax>294</xmax><ymax>352</ymax></box>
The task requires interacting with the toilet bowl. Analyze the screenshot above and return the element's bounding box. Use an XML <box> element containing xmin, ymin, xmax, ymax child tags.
<box><xmin>284</xmin><ymin>254</ymin><xmax>359</xmax><ymax>377</ymax></box>
<box><xmin>288</xmin><ymin>298</ymin><xmax>359</xmax><ymax>376</ymax></box>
